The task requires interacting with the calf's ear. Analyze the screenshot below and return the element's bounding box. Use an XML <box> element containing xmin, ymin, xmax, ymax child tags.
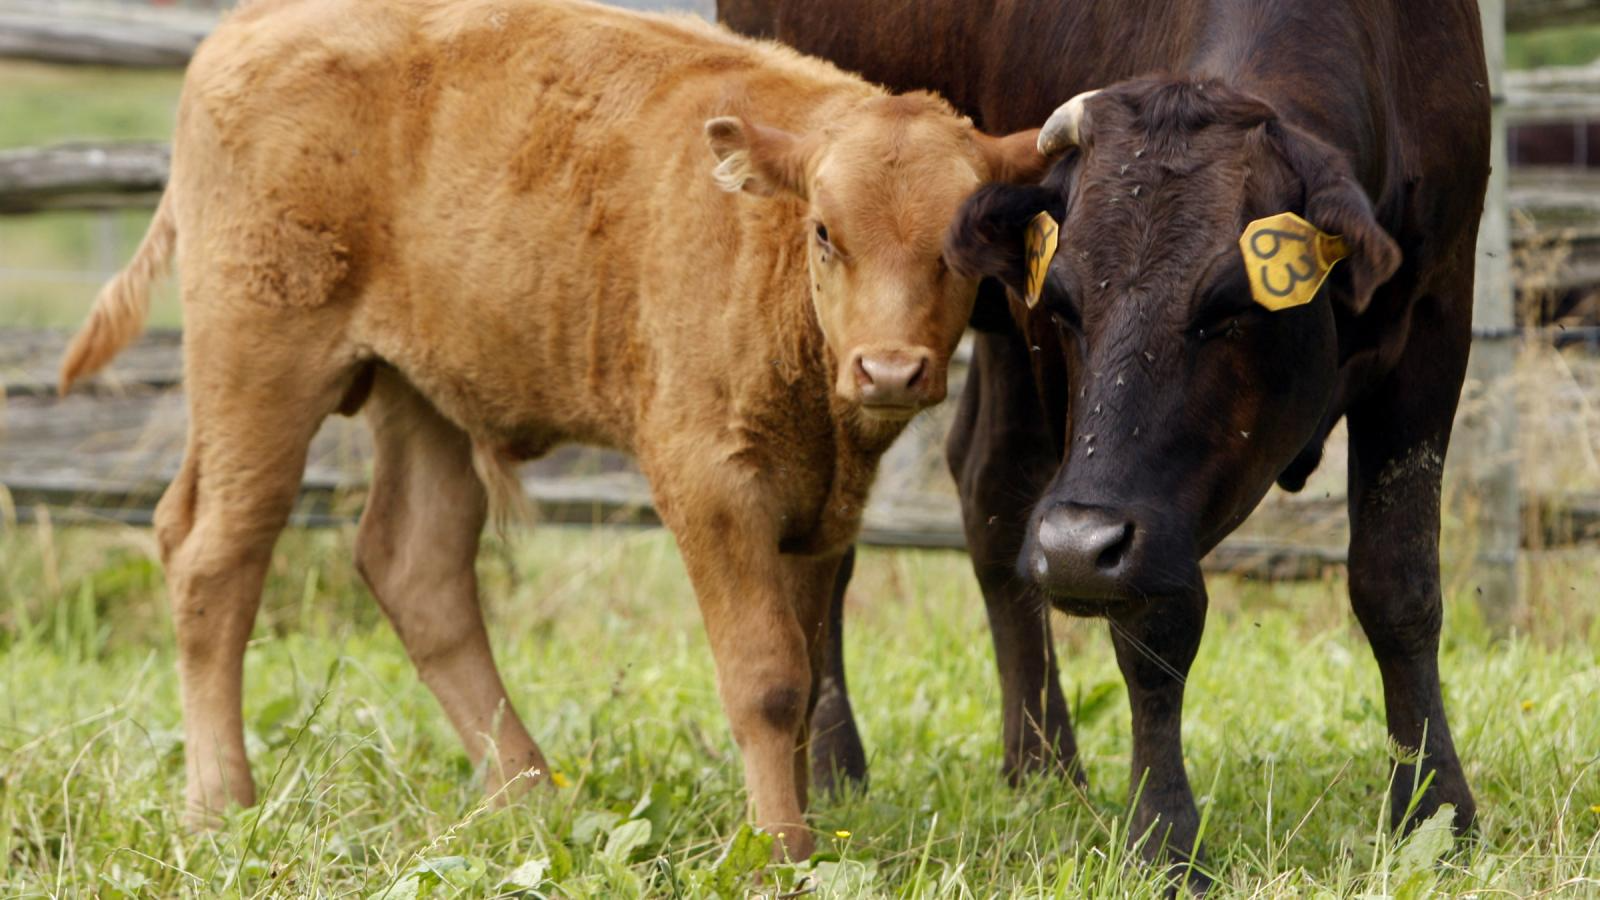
<box><xmin>944</xmin><ymin>183</ymin><xmax>1059</xmax><ymax>299</ymax></box>
<box><xmin>705</xmin><ymin>116</ymin><xmax>811</xmax><ymax>198</ymax></box>
<box><xmin>972</xmin><ymin>128</ymin><xmax>1053</xmax><ymax>183</ymax></box>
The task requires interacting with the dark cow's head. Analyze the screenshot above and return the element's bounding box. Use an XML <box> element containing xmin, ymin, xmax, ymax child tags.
<box><xmin>947</xmin><ymin>78</ymin><xmax>1400</xmax><ymax>608</ymax></box>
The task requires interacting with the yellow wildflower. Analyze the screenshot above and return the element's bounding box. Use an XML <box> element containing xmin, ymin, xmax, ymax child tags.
<box><xmin>551</xmin><ymin>771</ymin><xmax>571</xmax><ymax>788</ymax></box>
<box><xmin>835</xmin><ymin>830</ymin><xmax>852</xmax><ymax>839</ymax></box>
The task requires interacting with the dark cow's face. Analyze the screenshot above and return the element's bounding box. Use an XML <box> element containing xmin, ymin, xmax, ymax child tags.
<box><xmin>947</xmin><ymin>79</ymin><xmax>1400</xmax><ymax>608</ymax></box>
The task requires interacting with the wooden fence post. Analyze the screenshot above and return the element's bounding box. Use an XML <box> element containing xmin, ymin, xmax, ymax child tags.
<box><xmin>1458</xmin><ymin>0</ymin><xmax>1521</xmax><ymax>630</ymax></box>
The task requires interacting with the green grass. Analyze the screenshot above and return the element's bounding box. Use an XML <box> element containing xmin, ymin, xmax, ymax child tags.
<box><xmin>0</xmin><ymin>61</ymin><xmax>181</xmax><ymax>151</ymax></box>
<box><xmin>1507</xmin><ymin>24</ymin><xmax>1600</xmax><ymax>71</ymax></box>
<box><xmin>1</xmin><ymin>521</ymin><xmax>1597</xmax><ymax>897</ymax></box>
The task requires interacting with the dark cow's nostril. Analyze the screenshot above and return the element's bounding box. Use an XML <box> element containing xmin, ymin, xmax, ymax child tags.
<box><xmin>1095</xmin><ymin>521</ymin><xmax>1135</xmax><ymax>572</ymax></box>
<box><xmin>1033</xmin><ymin>503</ymin><xmax>1141</xmax><ymax>599</ymax></box>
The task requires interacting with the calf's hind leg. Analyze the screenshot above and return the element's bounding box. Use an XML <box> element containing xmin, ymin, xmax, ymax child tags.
<box><xmin>354</xmin><ymin>369</ymin><xmax>547</xmax><ymax>794</ymax></box>
<box><xmin>157</xmin><ymin>331</ymin><xmax>349</xmax><ymax>825</ymax></box>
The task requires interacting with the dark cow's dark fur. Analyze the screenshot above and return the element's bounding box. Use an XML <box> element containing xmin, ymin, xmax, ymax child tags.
<box><xmin>724</xmin><ymin>0</ymin><xmax>1490</xmax><ymax>884</ymax></box>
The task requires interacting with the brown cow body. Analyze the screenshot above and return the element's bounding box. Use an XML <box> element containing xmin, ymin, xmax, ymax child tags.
<box><xmin>61</xmin><ymin>0</ymin><xmax>1051</xmax><ymax>858</ymax></box>
<box><xmin>725</xmin><ymin>0</ymin><xmax>1489</xmax><ymax>883</ymax></box>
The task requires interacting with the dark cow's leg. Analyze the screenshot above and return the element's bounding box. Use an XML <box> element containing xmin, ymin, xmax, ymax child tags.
<box><xmin>1345</xmin><ymin>297</ymin><xmax>1476</xmax><ymax>836</ymax></box>
<box><xmin>1109</xmin><ymin>592</ymin><xmax>1207</xmax><ymax>887</ymax></box>
<box><xmin>808</xmin><ymin>546</ymin><xmax>869</xmax><ymax>795</ymax></box>
<box><xmin>950</xmin><ymin>331</ymin><xmax>1083</xmax><ymax>784</ymax></box>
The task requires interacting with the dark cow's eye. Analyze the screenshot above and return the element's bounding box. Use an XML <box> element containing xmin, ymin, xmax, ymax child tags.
<box><xmin>814</xmin><ymin>223</ymin><xmax>830</xmax><ymax>246</ymax></box>
<box><xmin>1192</xmin><ymin>306</ymin><xmax>1252</xmax><ymax>342</ymax></box>
<box><xmin>1189</xmin><ymin>264</ymin><xmax>1256</xmax><ymax>340</ymax></box>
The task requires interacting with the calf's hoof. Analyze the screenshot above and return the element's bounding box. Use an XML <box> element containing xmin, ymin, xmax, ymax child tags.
<box><xmin>773</xmin><ymin>826</ymin><xmax>815</xmax><ymax>862</ymax></box>
<box><xmin>182</xmin><ymin>774</ymin><xmax>256</xmax><ymax>830</ymax></box>
<box><xmin>181</xmin><ymin>793</ymin><xmax>248</xmax><ymax>831</ymax></box>
<box><xmin>481</xmin><ymin>748</ymin><xmax>552</xmax><ymax>801</ymax></box>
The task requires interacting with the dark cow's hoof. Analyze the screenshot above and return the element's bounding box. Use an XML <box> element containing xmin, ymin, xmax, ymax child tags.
<box><xmin>808</xmin><ymin>683</ymin><xmax>868</xmax><ymax>797</ymax></box>
<box><xmin>1167</xmin><ymin>860</ymin><xmax>1214</xmax><ymax>897</ymax></box>
<box><xmin>1391</xmin><ymin>760</ymin><xmax>1477</xmax><ymax>839</ymax></box>
<box><xmin>1002</xmin><ymin>735</ymin><xmax>1090</xmax><ymax>791</ymax></box>
<box><xmin>809</xmin><ymin>729</ymin><xmax>869</xmax><ymax>797</ymax></box>
<box><xmin>1002</xmin><ymin>755</ymin><xmax>1091</xmax><ymax>791</ymax></box>
<box><xmin>1142</xmin><ymin>845</ymin><xmax>1214</xmax><ymax>897</ymax></box>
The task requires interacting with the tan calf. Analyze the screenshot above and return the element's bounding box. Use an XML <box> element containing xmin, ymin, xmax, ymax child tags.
<box><xmin>60</xmin><ymin>0</ymin><xmax>1051</xmax><ymax>858</ymax></box>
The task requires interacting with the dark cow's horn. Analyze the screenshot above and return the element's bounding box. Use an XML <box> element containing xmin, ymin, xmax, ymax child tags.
<box><xmin>1037</xmin><ymin>90</ymin><xmax>1101</xmax><ymax>156</ymax></box>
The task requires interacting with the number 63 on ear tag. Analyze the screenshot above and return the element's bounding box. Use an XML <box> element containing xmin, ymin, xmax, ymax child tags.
<box><xmin>1239</xmin><ymin>212</ymin><xmax>1349</xmax><ymax>312</ymax></box>
<box><xmin>1024</xmin><ymin>211</ymin><xmax>1059</xmax><ymax>309</ymax></box>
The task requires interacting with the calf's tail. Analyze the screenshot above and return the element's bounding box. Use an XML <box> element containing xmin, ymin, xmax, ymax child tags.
<box><xmin>472</xmin><ymin>441</ymin><xmax>535</xmax><ymax>537</ymax></box>
<box><xmin>59</xmin><ymin>191</ymin><xmax>177</xmax><ymax>394</ymax></box>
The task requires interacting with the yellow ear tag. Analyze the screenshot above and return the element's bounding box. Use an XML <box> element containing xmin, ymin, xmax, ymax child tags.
<box><xmin>1024</xmin><ymin>211</ymin><xmax>1060</xmax><ymax>309</ymax></box>
<box><xmin>1239</xmin><ymin>212</ymin><xmax>1349</xmax><ymax>312</ymax></box>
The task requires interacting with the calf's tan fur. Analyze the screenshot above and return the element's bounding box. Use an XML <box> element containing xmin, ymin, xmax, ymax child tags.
<box><xmin>60</xmin><ymin>0</ymin><xmax>1049</xmax><ymax>858</ymax></box>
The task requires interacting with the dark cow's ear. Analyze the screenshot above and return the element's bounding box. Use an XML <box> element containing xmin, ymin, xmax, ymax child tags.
<box><xmin>1304</xmin><ymin>177</ymin><xmax>1401</xmax><ymax>315</ymax></box>
<box><xmin>945</xmin><ymin>183</ymin><xmax>1058</xmax><ymax>298</ymax></box>
<box><xmin>1278</xmin><ymin>127</ymin><xmax>1401</xmax><ymax>315</ymax></box>
<box><xmin>705</xmin><ymin>116</ymin><xmax>811</xmax><ymax>198</ymax></box>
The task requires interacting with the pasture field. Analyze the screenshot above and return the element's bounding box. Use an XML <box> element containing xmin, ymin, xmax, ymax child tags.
<box><xmin>3</xmin><ymin>17</ymin><xmax>1600</xmax><ymax>899</ymax></box>
<box><xmin>1</xmin><ymin>521</ymin><xmax>1597</xmax><ymax>898</ymax></box>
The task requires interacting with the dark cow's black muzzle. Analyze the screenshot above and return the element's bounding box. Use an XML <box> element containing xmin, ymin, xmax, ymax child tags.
<box><xmin>1022</xmin><ymin>494</ymin><xmax>1203</xmax><ymax>607</ymax></box>
<box><xmin>1028</xmin><ymin>502</ymin><xmax>1139</xmax><ymax>599</ymax></box>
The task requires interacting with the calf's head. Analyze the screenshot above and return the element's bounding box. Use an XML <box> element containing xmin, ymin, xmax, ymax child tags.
<box><xmin>706</xmin><ymin>94</ymin><xmax>1050</xmax><ymax>429</ymax></box>
<box><xmin>947</xmin><ymin>79</ymin><xmax>1400</xmax><ymax>607</ymax></box>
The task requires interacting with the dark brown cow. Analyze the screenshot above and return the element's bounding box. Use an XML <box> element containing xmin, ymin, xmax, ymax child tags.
<box><xmin>724</xmin><ymin>0</ymin><xmax>1490</xmax><ymax>883</ymax></box>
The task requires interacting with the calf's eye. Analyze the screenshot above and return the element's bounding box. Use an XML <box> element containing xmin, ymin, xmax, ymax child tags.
<box><xmin>815</xmin><ymin>223</ymin><xmax>830</xmax><ymax>245</ymax></box>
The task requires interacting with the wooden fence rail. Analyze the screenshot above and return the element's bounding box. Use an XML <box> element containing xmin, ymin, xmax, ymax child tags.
<box><xmin>6</xmin><ymin>329</ymin><xmax>1600</xmax><ymax>580</ymax></box>
<box><xmin>0</xmin><ymin>4</ymin><xmax>208</xmax><ymax>67</ymax></box>
<box><xmin>0</xmin><ymin>142</ymin><xmax>168</xmax><ymax>214</ymax></box>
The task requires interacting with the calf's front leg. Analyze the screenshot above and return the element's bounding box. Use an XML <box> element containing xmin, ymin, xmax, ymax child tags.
<box><xmin>667</xmin><ymin>497</ymin><xmax>827</xmax><ymax>861</ymax></box>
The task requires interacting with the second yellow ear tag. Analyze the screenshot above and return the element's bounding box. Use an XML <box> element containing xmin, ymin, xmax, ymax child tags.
<box><xmin>1239</xmin><ymin>212</ymin><xmax>1349</xmax><ymax>311</ymax></box>
<box><xmin>1024</xmin><ymin>211</ymin><xmax>1059</xmax><ymax>309</ymax></box>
